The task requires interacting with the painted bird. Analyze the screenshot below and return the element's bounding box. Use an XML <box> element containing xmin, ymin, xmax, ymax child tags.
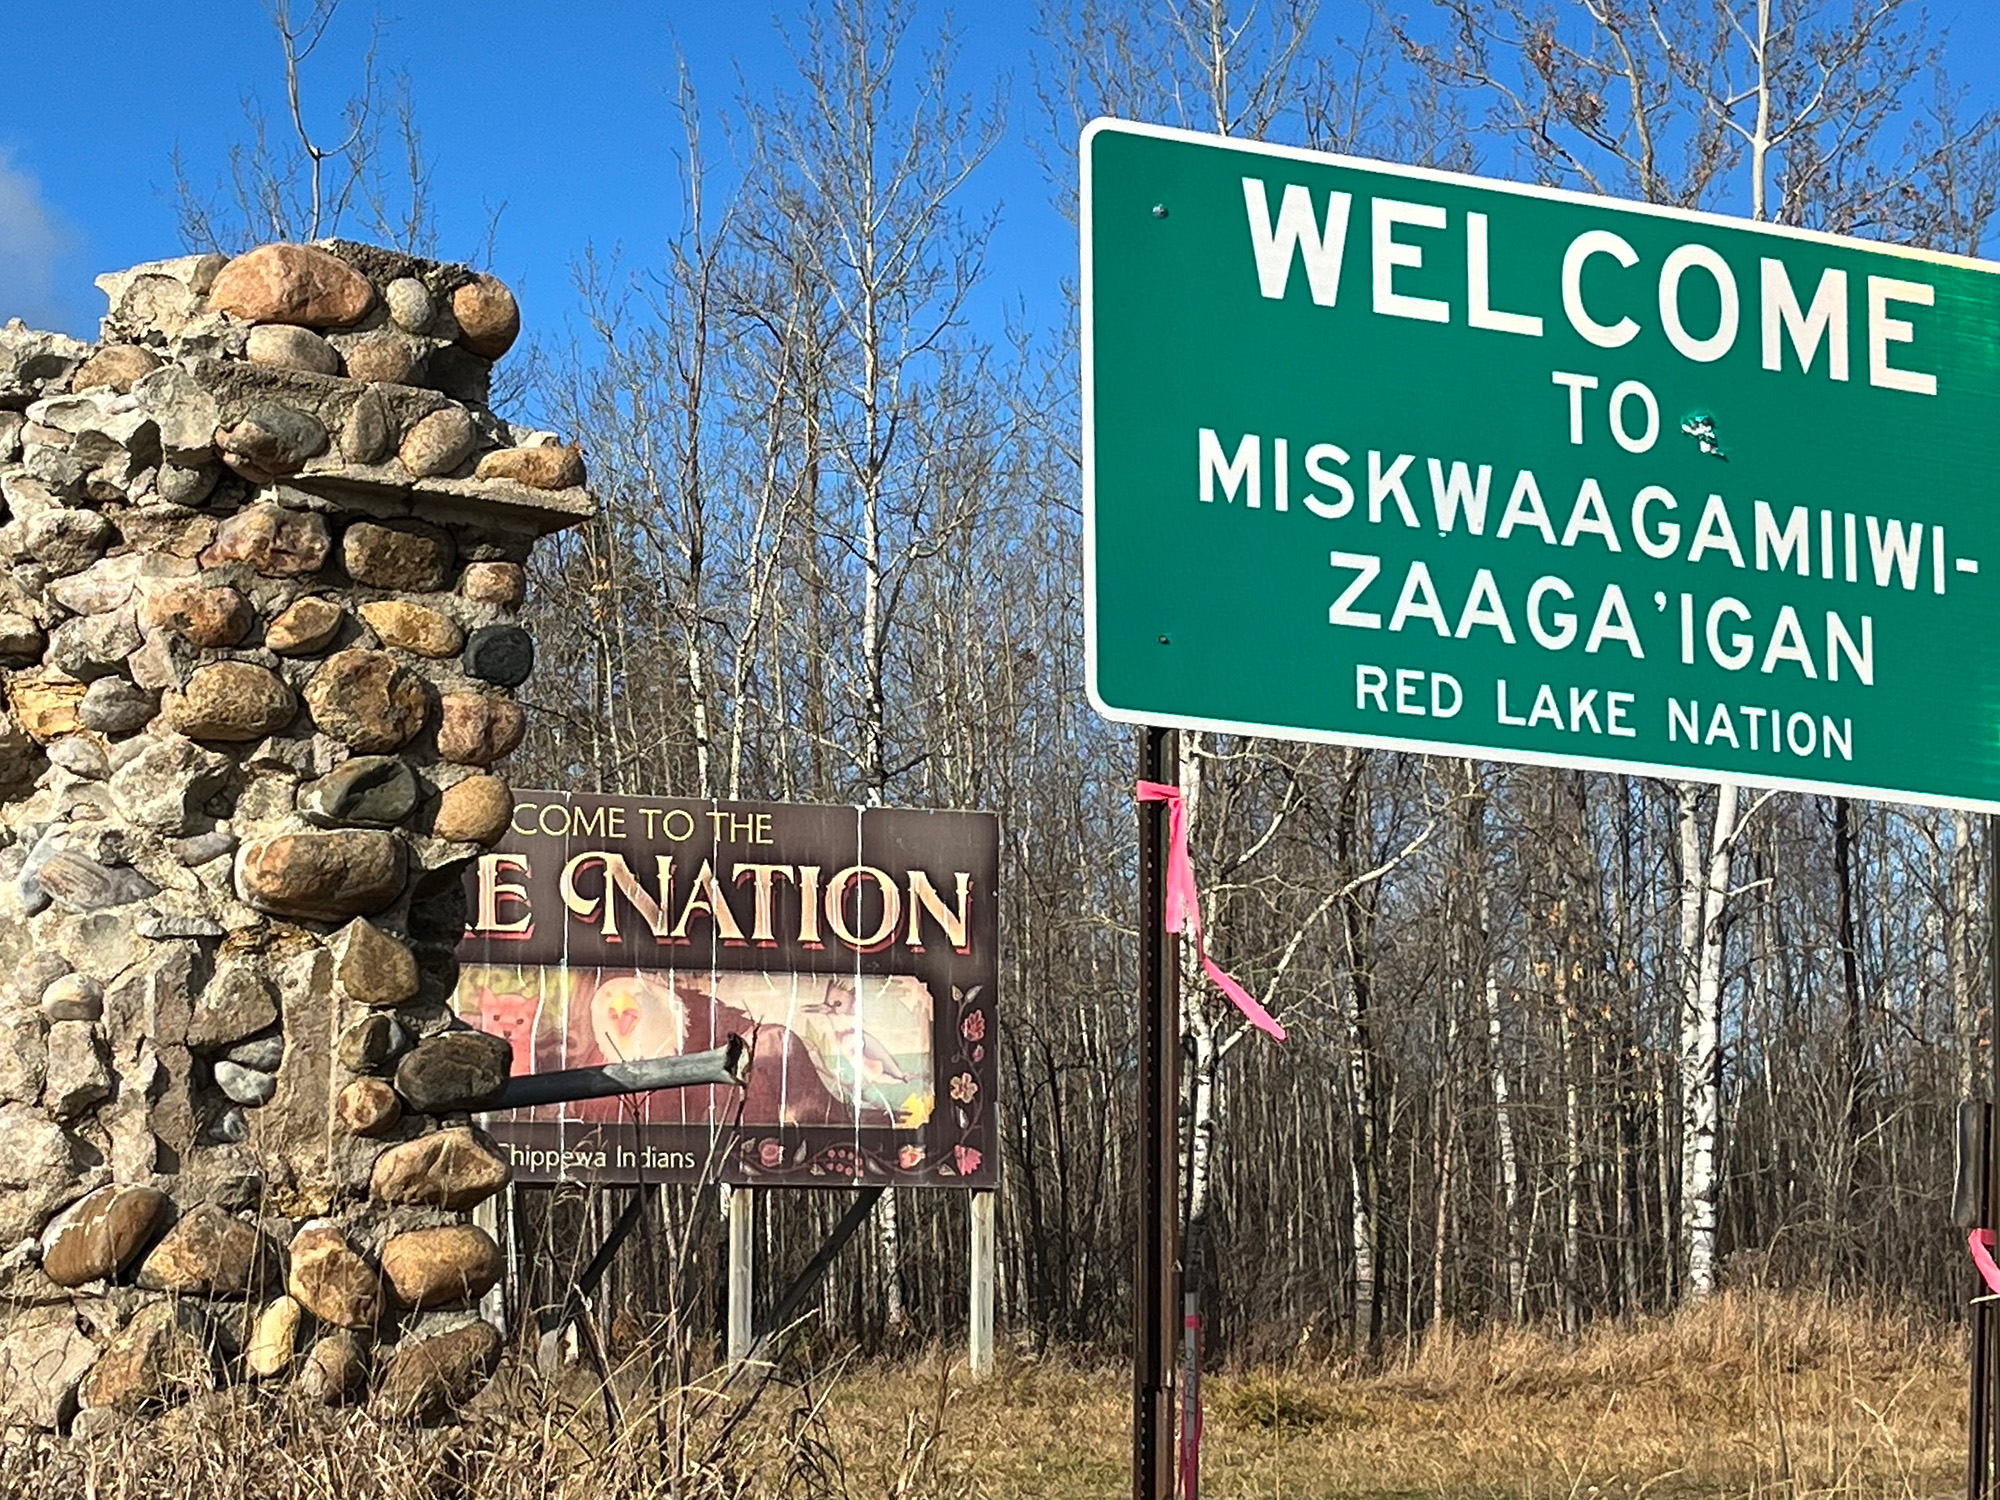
<box><xmin>588</xmin><ymin>971</ymin><xmax>688</xmax><ymax>1064</ymax></box>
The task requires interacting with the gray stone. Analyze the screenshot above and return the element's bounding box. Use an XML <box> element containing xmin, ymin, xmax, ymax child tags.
<box><xmin>0</xmin><ymin>612</ymin><xmax>46</xmax><ymax>663</ymax></box>
<box><xmin>46</xmin><ymin>610</ymin><xmax>143</xmax><ymax>682</ymax></box>
<box><xmin>0</xmin><ymin>1013</ymin><xmax>47</xmax><ymax>1103</ymax></box>
<box><xmin>108</xmin><ymin>732</ymin><xmax>232</xmax><ymax>834</ymax></box>
<box><xmin>78</xmin><ymin>678</ymin><xmax>157</xmax><ymax>734</ymax></box>
<box><xmin>0</xmin><ymin>321</ymin><xmax>88</xmax><ymax>407</ymax></box>
<box><xmin>299</xmin><ymin>755</ymin><xmax>417</xmax><ymax>828</ymax></box>
<box><xmin>137</xmin><ymin>913</ymin><xmax>223</xmax><ymax>940</ymax></box>
<box><xmin>0</xmin><ymin>1104</ymin><xmax>88</xmax><ymax>1242</ymax></box>
<box><xmin>188</xmin><ymin>968</ymin><xmax>278</xmax><ymax>1053</ymax></box>
<box><xmin>0</xmin><ymin>1302</ymin><xmax>101</xmax><ymax>1430</ymax></box>
<box><xmin>212</xmin><ymin>1059</ymin><xmax>276</xmax><ymax>1106</ymax></box>
<box><xmin>216</xmin><ymin>402</ymin><xmax>327</xmax><ymax>480</ymax></box>
<box><xmin>132</xmin><ymin>362</ymin><xmax>221</xmax><ymax>466</ymax></box>
<box><xmin>22</xmin><ymin>511</ymin><xmax>113</xmax><ymax>576</ymax></box>
<box><xmin>46</xmin><ymin>738</ymin><xmax>107</xmax><ymax>779</ymax></box>
<box><xmin>339</xmin><ymin>384</ymin><xmax>391</xmax><ymax>462</ymax></box>
<box><xmin>393</xmin><ymin>1029</ymin><xmax>512</xmax><ymax>1113</ymax></box>
<box><xmin>208</xmin><ymin>1106</ymin><xmax>248</xmax><ymax>1143</ymax></box>
<box><xmin>222</xmin><ymin>1030</ymin><xmax>285</xmax><ymax>1073</ymax></box>
<box><xmin>43</xmin><ymin>1021</ymin><xmax>111</xmax><ymax>1118</ymax></box>
<box><xmin>154</xmin><ymin>462</ymin><xmax>220</xmax><ymax>506</ymax></box>
<box><xmin>246</xmin><ymin>323</ymin><xmax>341</xmax><ymax>376</ymax></box>
<box><xmin>170</xmin><ymin>829</ymin><xmax>235</xmax><ymax>866</ymax></box>
<box><xmin>398</xmin><ymin>406</ymin><xmax>477</xmax><ymax>478</ymax></box>
<box><xmin>37</xmin><ymin>850</ymin><xmax>157</xmax><ymax>913</ymax></box>
<box><xmin>384</xmin><ymin>277</ymin><xmax>435</xmax><ymax>332</ymax></box>
<box><xmin>461</xmin><ymin>623</ymin><xmax>534</xmax><ymax>688</ymax></box>
<box><xmin>337</xmin><ymin>1011</ymin><xmax>409</xmax><ymax>1073</ymax></box>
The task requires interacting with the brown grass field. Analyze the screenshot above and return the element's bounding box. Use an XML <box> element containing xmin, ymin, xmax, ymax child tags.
<box><xmin>0</xmin><ymin>1290</ymin><xmax>1968</xmax><ymax>1499</ymax></box>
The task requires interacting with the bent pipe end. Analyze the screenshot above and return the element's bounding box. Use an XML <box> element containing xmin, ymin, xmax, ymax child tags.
<box><xmin>493</xmin><ymin>1043</ymin><xmax>749</xmax><ymax>1112</ymax></box>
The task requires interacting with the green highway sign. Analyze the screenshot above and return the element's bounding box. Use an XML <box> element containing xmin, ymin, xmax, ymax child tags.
<box><xmin>1083</xmin><ymin>119</ymin><xmax>2000</xmax><ymax>810</ymax></box>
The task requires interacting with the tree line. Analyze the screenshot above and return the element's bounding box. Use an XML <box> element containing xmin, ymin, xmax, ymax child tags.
<box><xmin>181</xmin><ymin>0</ymin><xmax>2000</xmax><ymax>1357</ymax></box>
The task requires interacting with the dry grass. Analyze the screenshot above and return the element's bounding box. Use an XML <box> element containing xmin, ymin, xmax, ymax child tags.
<box><xmin>0</xmin><ymin>1290</ymin><xmax>1965</xmax><ymax>1499</ymax></box>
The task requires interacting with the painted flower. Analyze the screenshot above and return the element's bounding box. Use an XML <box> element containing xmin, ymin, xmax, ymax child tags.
<box><xmin>757</xmin><ymin>1138</ymin><xmax>785</xmax><ymax>1169</ymax></box>
<box><xmin>954</xmin><ymin>1145</ymin><xmax>982</xmax><ymax>1176</ymax></box>
<box><xmin>961</xmin><ymin>1010</ymin><xmax>987</xmax><ymax>1042</ymax></box>
<box><xmin>949</xmin><ymin>1072</ymin><xmax>978</xmax><ymax>1104</ymax></box>
<box><xmin>898</xmin><ymin>1144</ymin><xmax>925</xmax><ymax>1170</ymax></box>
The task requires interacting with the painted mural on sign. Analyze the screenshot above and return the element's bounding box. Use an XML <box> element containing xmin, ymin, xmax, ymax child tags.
<box><xmin>454</xmin><ymin>793</ymin><xmax>998</xmax><ymax>1188</ymax></box>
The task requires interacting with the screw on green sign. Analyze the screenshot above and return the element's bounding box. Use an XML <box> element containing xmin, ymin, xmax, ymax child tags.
<box><xmin>1081</xmin><ymin>119</ymin><xmax>2000</xmax><ymax>810</ymax></box>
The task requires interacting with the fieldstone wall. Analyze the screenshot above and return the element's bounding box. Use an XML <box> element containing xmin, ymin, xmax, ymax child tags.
<box><xmin>0</xmin><ymin>241</ymin><xmax>586</xmax><ymax>1431</ymax></box>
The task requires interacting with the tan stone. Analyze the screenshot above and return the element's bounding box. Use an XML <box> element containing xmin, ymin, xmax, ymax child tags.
<box><xmin>140</xmin><ymin>582</ymin><xmax>253</xmax><ymax>648</ymax></box>
<box><xmin>341</xmin><ymin>334</ymin><xmax>425</xmax><ymax>386</ymax></box>
<box><xmin>236</xmin><ymin>830</ymin><xmax>406</xmax><ymax>921</ymax></box>
<box><xmin>166</xmin><ymin>661</ymin><xmax>297</xmax><ymax>741</ymax></box>
<box><xmin>375</xmin><ymin>1321</ymin><xmax>500</xmax><ymax>1421</ymax></box>
<box><xmin>432</xmin><ymin>776</ymin><xmax>511</xmax><ymax>845</ymax></box>
<box><xmin>7</xmin><ymin>677</ymin><xmax>87</xmax><ymax>743</ymax></box>
<box><xmin>78</xmin><ymin>1301</ymin><xmax>218</xmax><ymax>1413</ymax></box>
<box><xmin>72</xmin><ymin>344</ymin><xmax>162</xmax><ymax>394</ymax></box>
<box><xmin>436</xmin><ymin>693</ymin><xmax>526</xmax><ymax>766</ymax></box>
<box><xmin>207</xmin><ymin>243</ymin><xmax>376</xmax><ymax>328</ymax></box>
<box><xmin>342</xmin><ymin>521</ymin><xmax>452</xmax><ymax>591</ymax></box>
<box><xmin>298</xmin><ymin>1330</ymin><xmax>368</xmax><ymax>1405</ymax></box>
<box><xmin>474</xmin><ymin>443</ymin><xmax>584</xmax><ymax>490</ymax></box>
<box><xmin>245</xmin><ymin>323</ymin><xmax>341</xmax><ymax>376</ymax></box>
<box><xmin>381</xmin><ymin>1225</ymin><xmax>504</xmax><ymax>1310</ymax></box>
<box><xmin>451</xmin><ymin>275</ymin><xmax>520</xmax><ymax>358</ymax></box>
<box><xmin>398</xmin><ymin>407</ymin><xmax>477</xmax><ymax>478</ymax></box>
<box><xmin>198</xmin><ymin>502</ymin><xmax>330</xmax><ymax>576</ymax></box>
<box><xmin>135</xmin><ymin>1202</ymin><xmax>275</xmax><ymax>1297</ymax></box>
<box><xmin>336</xmin><ymin>1077</ymin><xmax>401</xmax><ymax>1136</ymax></box>
<box><xmin>245</xmin><ymin>1295</ymin><xmax>303</xmax><ymax>1379</ymax></box>
<box><xmin>304</xmin><ymin>648</ymin><xmax>429</xmax><ymax>752</ymax></box>
<box><xmin>334</xmin><ymin>918</ymin><xmax>420</xmax><ymax>1006</ymax></box>
<box><xmin>370</xmin><ymin>1127</ymin><xmax>511</xmax><ymax>1210</ymax></box>
<box><xmin>287</xmin><ymin>1223</ymin><xmax>383</xmax><ymax>1330</ymax></box>
<box><xmin>459</xmin><ymin>561</ymin><xmax>526</xmax><ymax>608</ymax></box>
<box><xmin>266</xmin><ymin>595</ymin><xmax>344</xmax><ymax>656</ymax></box>
<box><xmin>360</xmin><ymin>600</ymin><xmax>462</xmax><ymax>658</ymax></box>
<box><xmin>39</xmin><ymin>1185</ymin><xmax>167</xmax><ymax>1287</ymax></box>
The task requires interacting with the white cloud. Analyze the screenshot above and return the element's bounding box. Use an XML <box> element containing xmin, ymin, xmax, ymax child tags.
<box><xmin>0</xmin><ymin>150</ymin><xmax>73</xmax><ymax>332</ymax></box>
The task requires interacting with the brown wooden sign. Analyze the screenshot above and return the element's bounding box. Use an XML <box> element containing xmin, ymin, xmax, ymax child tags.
<box><xmin>454</xmin><ymin>793</ymin><xmax>999</xmax><ymax>1189</ymax></box>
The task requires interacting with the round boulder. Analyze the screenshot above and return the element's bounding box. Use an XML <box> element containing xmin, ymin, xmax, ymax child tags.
<box><xmin>287</xmin><ymin>1223</ymin><xmax>383</xmax><ymax>1331</ymax></box>
<box><xmin>361</xmin><ymin>599</ymin><xmax>462</xmax><ymax>658</ymax></box>
<box><xmin>432</xmin><ymin>775</ymin><xmax>511</xmax><ymax>845</ymax></box>
<box><xmin>436</xmin><ymin>693</ymin><xmax>526</xmax><ymax>766</ymax></box>
<box><xmin>393</xmin><ymin>1029</ymin><xmax>512</xmax><ymax>1113</ymax></box>
<box><xmin>166</xmin><ymin>662</ymin><xmax>297</xmax><ymax>741</ymax></box>
<box><xmin>336</xmin><ymin>1076</ymin><xmax>402</xmax><ymax>1136</ymax></box>
<box><xmin>246</xmin><ymin>324</ymin><xmax>341</xmax><ymax>376</ymax></box>
<box><xmin>207</xmin><ymin>243</ymin><xmax>376</xmax><ymax>328</ymax></box>
<box><xmin>235</xmin><ymin>829</ymin><xmax>406</xmax><ymax>921</ymax></box>
<box><xmin>450</xmin><ymin>275</ymin><xmax>520</xmax><ymax>358</ymax></box>
<box><xmin>266</xmin><ymin>595</ymin><xmax>345</xmax><ymax>656</ymax></box>
<box><xmin>461</xmin><ymin>624</ymin><xmax>533</xmax><ymax>687</ymax></box>
<box><xmin>370</xmin><ymin>1126</ymin><xmax>510</xmax><ymax>1210</ymax></box>
<box><xmin>398</xmin><ymin>406</ymin><xmax>478</xmax><ymax>478</ymax></box>
<box><xmin>304</xmin><ymin>648</ymin><xmax>429</xmax><ymax>752</ymax></box>
<box><xmin>376</xmin><ymin>1321</ymin><xmax>501</xmax><ymax>1422</ymax></box>
<box><xmin>474</xmin><ymin>443</ymin><xmax>584</xmax><ymax>490</ymax></box>
<box><xmin>381</xmin><ymin>1225</ymin><xmax>504</xmax><ymax>1310</ymax></box>
<box><xmin>140</xmin><ymin>581</ymin><xmax>254</xmax><ymax>648</ymax></box>
<box><xmin>341</xmin><ymin>520</ymin><xmax>453</xmax><ymax>591</ymax></box>
<box><xmin>39</xmin><ymin>1185</ymin><xmax>167</xmax><ymax>1287</ymax></box>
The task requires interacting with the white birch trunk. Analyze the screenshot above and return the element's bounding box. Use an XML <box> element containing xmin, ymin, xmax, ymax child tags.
<box><xmin>1678</xmin><ymin>780</ymin><xmax>1739</xmax><ymax>1301</ymax></box>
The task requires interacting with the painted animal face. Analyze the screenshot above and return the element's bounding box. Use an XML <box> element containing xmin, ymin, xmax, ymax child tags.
<box><xmin>476</xmin><ymin>987</ymin><xmax>541</xmax><ymax>1075</ymax></box>
<box><xmin>588</xmin><ymin>973</ymin><xmax>688</xmax><ymax>1064</ymax></box>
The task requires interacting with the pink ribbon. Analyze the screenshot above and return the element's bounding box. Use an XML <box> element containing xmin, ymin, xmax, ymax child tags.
<box><xmin>1972</xmin><ymin>1229</ymin><xmax>2000</xmax><ymax>1295</ymax></box>
<box><xmin>1137</xmin><ymin>780</ymin><xmax>1287</xmax><ymax>1042</ymax></box>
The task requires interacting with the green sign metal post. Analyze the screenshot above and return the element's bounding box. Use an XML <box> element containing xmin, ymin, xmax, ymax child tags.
<box><xmin>1084</xmin><ymin>119</ymin><xmax>2000</xmax><ymax>811</ymax></box>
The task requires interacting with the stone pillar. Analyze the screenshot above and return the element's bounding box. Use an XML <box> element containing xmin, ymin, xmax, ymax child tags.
<box><xmin>0</xmin><ymin>240</ymin><xmax>586</xmax><ymax>1432</ymax></box>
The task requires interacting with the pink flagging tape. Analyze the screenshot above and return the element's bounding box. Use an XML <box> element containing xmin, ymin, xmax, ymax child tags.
<box><xmin>1972</xmin><ymin>1229</ymin><xmax>2000</xmax><ymax>1295</ymax></box>
<box><xmin>1136</xmin><ymin>780</ymin><xmax>1287</xmax><ymax>1042</ymax></box>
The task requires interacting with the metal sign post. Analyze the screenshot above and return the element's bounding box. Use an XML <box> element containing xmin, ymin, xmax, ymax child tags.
<box><xmin>1134</xmin><ymin>726</ymin><xmax>1180</xmax><ymax>1500</ymax></box>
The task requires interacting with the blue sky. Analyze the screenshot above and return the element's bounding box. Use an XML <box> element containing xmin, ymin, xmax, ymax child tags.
<box><xmin>5</xmin><ymin>2</ymin><xmax>2000</xmax><ymax>346</ymax></box>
